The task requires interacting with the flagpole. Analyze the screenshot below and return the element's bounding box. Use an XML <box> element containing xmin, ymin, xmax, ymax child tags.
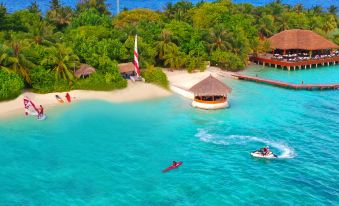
<box><xmin>117</xmin><ymin>0</ymin><xmax>120</xmax><ymax>14</ymax></box>
<box><xmin>134</xmin><ymin>35</ymin><xmax>140</xmax><ymax>77</ymax></box>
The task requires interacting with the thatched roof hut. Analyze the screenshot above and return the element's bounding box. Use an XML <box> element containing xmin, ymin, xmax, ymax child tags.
<box><xmin>75</xmin><ymin>64</ymin><xmax>96</xmax><ymax>78</ymax></box>
<box><xmin>118</xmin><ymin>62</ymin><xmax>135</xmax><ymax>73</ymax></box>
<box><xmin>268</xmin><ymin>29</ymin><xmax>338</xmax><ymax>50</ymax></box>
<box><xmin>189</xmin><ymin>75</ymin><xmax>232</xmax><ymax>96</ymax></box>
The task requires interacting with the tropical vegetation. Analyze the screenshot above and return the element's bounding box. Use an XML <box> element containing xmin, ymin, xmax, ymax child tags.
<box><xmin>143</xmin><ymin>65</ymin><xmax>169</xmax><ymax>89</ymax></box>
<box><xmin>0</xmin><ymin>0</ymin><xmax>337</xmax><ymax>100</ymax></box>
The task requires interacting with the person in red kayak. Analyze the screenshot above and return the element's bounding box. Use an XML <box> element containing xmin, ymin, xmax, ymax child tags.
<box><xmin>173</xmin><ymin>161</ymin><xmax>178</xmax><ymax>166</ymax></box>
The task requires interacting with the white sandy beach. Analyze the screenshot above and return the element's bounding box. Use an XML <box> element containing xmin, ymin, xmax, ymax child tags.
<box><xmin>0</xmin><ymin>81</ymin><xmax>172</xmax><ymax>119</ymax></box>
<box><xmin>164</xmin><ymin>66</ymin><xmax>234</xmax><ymax>89</ymax></box>
<box><xmin>0</xmin><ymin>67</ymin><xmax>233</xmax><ymax>119</ymax></box>
<box><xmin>164</xmin><ymin>66</ymin><xmax>234</xmax><ymax>99</ymax></box>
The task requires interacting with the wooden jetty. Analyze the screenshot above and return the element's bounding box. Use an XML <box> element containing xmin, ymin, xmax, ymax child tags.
<box><xmin>231</xmin><ymin>74</ymin><xmax>339</xmax><ymax>90</ymax></box>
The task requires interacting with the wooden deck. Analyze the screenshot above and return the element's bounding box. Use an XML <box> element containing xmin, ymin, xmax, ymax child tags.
<box><xmin>252</xmin><ymin>56</ymin><xmax>339</xmax><ymax>70</ymax></box>
<box><xmin>231</xmin><ymin>74</ymin><xmax>339</xmax><ymax>90</ymax></box>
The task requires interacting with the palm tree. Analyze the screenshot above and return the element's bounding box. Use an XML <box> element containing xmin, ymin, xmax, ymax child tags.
<box><xmin>76</xmin><ymin>0</ymin><xmax>110</xmax><ymax>15</ymax></box>
<box><xmin>156</xmin><ymin>29</ymin><xmax>177</xmax><ymax>60</ymax></box>
<box><xmin>47</xmin><ymin>6</ymin><xmax>73</xmax><ymax>28</ymax></box>
<box><xmin>293</xmin><ymin>4</ymin><xmax>304</xmax><ymax>13</ymax></box>
<box><xmin>6</xmin><ymin>40</ymin><xmax>35</xmax><ymax>83</ymax></box>
<box><xmin>28</xmin><ymin>0</ymin><xmax>41</xmax><ymax>16</ymax></box>
<box><xmin>0</xmin><ymin>45</ymin><xmax>11</xmax><ymax>72</ymax></box>
<box><xmin>163</xmin><ymin>46</ymin><xmax>185</xmax><ymax>70</ymax></box>
<box><xmin>207</xmin><ymin>25</ymin><xmax>232</xmax><ymax>52</ymax></box>
<box><xmin>50</xmin><ymin>0</ymin><xmax>60</xmax><ymax>10</ymax></box>
<box><xmin>173</xmin><ymin>1</ymin><xmax>193</xmax><ymax>21</ymax></box>
<box><xmin>312</xmin><ymin>5</ymin><xmax>323</xmax><ymax>14</ymax></box>
<box><xmin>164</xmin><ymin>3</ymin><xmax>175</xmax><ymax>18</ymax></box>
<box><xmin>258</xmin><ymin>15</ymin><xmax>275</xmax><ymax>37</ymax></box>
<box><xmin>28</xmin><ymin>20</ymin><xmax>54</xmax><ymax>45</ymax></box>
<box><xmin>42</xmin><ymin>43</ymin><xmax>79</xmax><ymax>81</ymax></box>
<box><xmin>322</xmin><ymin>15</ymin><xmax>336</xmax><ymax>33</ymax></box>
<box><xmin>328</xmin><ymin>5</ymin><xmax>338</xmax><ymax>16</ymax></box>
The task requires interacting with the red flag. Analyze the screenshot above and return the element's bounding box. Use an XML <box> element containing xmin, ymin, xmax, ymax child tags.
<box><xmin>133</xmin><ymin>35</ymin><xmax>140</xmax><ymax>76</ymax></box>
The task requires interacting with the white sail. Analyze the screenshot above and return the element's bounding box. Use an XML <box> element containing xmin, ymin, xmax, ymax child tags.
<box><xmin>23</xmin><ymin>96</ymin><xmax>39</xmax><ymax>116</ymax></box>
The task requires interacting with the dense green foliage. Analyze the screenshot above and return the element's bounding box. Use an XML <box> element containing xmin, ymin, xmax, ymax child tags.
<box><xmin>143</xmin><ymin>66</ymin><xmax>169</xmax><ymax>89</ymax></box>
<box><xmin>0</xmin><ymin>0</ymin><xmax>337</xmax><ymax>100</ymax></box>
<box><xmin>75</xmin><ymin>62</ymin><xmax>127</xmax><ymax>90</ymax></box>
<box><xmin>0</xmin><ymin>70</ymin><xmax>24</xmax><ymax>100</ymax></box>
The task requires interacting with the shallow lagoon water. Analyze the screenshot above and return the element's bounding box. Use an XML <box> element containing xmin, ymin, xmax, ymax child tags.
<box><xmin>0</xmin><ymin>66</ymin><xmax>338</xmax><ymax>205</ymax></box>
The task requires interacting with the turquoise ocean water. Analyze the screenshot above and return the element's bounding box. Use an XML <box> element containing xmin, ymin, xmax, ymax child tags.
<box><xmin>0</xmin><ymin>66</ymin><xmax>338</xmax><ymax>205</ymax></box>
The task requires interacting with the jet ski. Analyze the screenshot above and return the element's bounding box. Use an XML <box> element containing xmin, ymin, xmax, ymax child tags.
<box><xmin>251</xmin><ymin>149</ymin><xmax>278</xmax><ymax>159</ymax></box>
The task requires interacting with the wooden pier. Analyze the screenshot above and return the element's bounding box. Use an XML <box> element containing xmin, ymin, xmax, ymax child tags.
<box><xmin>231</xmin><ymin>74</ymin><xmax>339</xmax><ymax>90</ymax></box>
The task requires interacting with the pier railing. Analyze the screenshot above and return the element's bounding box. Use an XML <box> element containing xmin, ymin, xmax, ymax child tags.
<box><xmin>252</xmin><ymin>55</ymin><xmax>339</xmax><ymax>70</ymax></box>
<box><xmin>231</xmin><ymin>74</ymin><xmax>339</xmax><ymax>90</ymax></box>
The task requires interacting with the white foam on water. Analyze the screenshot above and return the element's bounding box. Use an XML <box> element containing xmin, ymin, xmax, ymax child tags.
<box><xmin>195</xmin><ymin>129</ymin><xmax>296</xmax><ymax>159</ymax></box>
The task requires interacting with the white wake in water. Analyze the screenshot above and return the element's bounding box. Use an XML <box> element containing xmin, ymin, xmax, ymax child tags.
<box><xmin>196</xmin><ymin>129</ymin><xmax>296</xmax><ymax>159</ymax></box>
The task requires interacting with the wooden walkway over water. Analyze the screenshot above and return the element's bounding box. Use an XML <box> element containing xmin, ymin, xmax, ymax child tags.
<box><xmin>231</xmin><ymin>74</ymin><xmax>339</xmax><ymax>90</ymax></box>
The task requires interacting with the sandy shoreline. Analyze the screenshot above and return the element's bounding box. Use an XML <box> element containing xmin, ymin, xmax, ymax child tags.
<box><xmin>164</xmin><ymin>66</ymin><xmax>234</xmax><ymax>89</ymax></box>
<box><xmin>164</xmin><ymin>66</ymin><xmax>235</xmax><ymax>99</ymax></box>
<box><xmin>0</xmin><ymin>81</ymin><xmax>172</xmax><ymax>119</ymax></box>
<box><xmin>0</xmin><ymin>67</ymin><xmax>234</xmax><ymax>119</ymax></box>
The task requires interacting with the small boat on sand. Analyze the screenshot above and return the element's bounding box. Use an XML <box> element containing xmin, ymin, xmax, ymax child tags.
<box><xmin>55</xmin><ymin>95</ymin><xmax>64</xmax><ymax>103</ymax></box>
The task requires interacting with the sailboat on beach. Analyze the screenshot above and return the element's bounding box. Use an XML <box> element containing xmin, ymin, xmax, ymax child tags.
<box><xmin>130</xmin><ymin>35</ymin><xmax>145</xmax><ymax>82</ymax></box>
<box><xmin>23</xmin><ymin>97</ymin><xmax>46</xmax><ymax>120</ymax></box>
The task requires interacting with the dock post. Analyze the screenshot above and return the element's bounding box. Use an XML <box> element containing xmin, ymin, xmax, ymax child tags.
<box><xmin>294</xmin><ymin>66</ymin><xmax>296</xmax><ymax>70</ymax></box>
<box><xmin>275</xmin><ymin>64</ymin><xmax>277</xmax><ymax>68</ymax></box>
<box><xmin>316</xmin><ymin>64</ymin><xmax>318</xmax><ymax>68</ymax></box>
<box><xmin>287</xmin><ymin>66</ymin><xmax>290</xmax><ymax>71</ymax></box>
<box><xmin>327</xmin><ymin>62</ymin><xmax>330</xmax><ymax>66</ymax></box>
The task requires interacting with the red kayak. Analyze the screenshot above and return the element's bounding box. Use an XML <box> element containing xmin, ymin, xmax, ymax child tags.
<box><xmin>65</xmin><ymin>93</ymin><xmax>71</xmax><ymax>103</ymax></box>
<box><xmin>162</xmin><ymin>162</ymin><xmax>183</xmax><ymax>172</ymax></box>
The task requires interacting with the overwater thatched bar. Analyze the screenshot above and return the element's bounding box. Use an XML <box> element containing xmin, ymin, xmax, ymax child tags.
<box><xmin>189</xmin><ymin>75</ymin><xmax>232</xmax><ymax>110</ymax></box>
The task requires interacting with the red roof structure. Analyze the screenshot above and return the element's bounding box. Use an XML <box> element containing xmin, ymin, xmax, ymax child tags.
<box><xmin>268</xmin><ymin>29</ymin><xmax>338</xmax><ymax>50</ymax></box>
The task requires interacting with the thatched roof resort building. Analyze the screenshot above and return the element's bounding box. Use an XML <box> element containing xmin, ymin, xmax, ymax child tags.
<box><xmin>253</xmin><ymin>29</ymin><xmax>339</xmax><ymax>70</ymax></box>
<box><xmin>118</xmin><ymin>62</ymin><xmax>136</xmax><ymax>79</ymax></box>
<box><xmin>75</xmin><ymin>64</ymin><xmax>96</xmax><ymax>78</ymax></box>
<box><xmin>189</xmin><ymin>75</ymin><xmax>232</xmax><ymax>110</ymax></box>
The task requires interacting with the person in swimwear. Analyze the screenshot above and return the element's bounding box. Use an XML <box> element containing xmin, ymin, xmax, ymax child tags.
<box><xmin>173</xmin><ymin>161</ymin><xmax>178</xmax><ymax>166</ymax></box>
<box><xmin>38</xmin><ymin>105</ymin><xmax>44</xmax><ymax>118</ymax></box>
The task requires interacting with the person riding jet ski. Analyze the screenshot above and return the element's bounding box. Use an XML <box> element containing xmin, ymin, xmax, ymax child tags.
<box><xmin>251</xmin><ymin>146</ymin><xmax>277</xmax><ymax>158</ymax></box>
<box><xmin>262</xmin><ymin>146</ymin><xmax>270</xmax><ymax>155</ymax></box>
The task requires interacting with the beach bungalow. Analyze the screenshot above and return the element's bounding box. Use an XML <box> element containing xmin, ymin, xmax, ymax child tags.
<box><xmin>252</xmin><ymin>29</ymin><xmax>339</xmax><ymax>70</ymax></box>
<box><xmin>75</xmin><ymin>64</ymin><xmax>96</xmax><ymax>78</ymax></box>
<box><xmin>189</xmin><ymin>75</ymin><xmax>232</xmax><ymax>110</ymax></box>
<box><xmin>118</xmin><ymin>62</ymin><xmax>136</xmax><ymax>79</ymax></box>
